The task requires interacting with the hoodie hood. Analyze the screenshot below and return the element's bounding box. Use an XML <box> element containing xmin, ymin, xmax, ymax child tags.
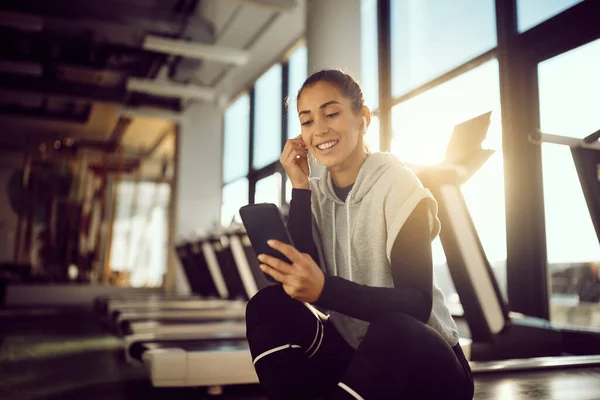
<box><xmin>317</xmin><ymin>152</ymin><xmax>404</xmax><ymax>205</ymax></box>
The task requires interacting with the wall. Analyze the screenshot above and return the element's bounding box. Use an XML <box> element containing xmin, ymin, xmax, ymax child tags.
<box><xmin>171</xmin><ymin>102</ymin><xmax>224</xmax><ymax>293</ymax></box>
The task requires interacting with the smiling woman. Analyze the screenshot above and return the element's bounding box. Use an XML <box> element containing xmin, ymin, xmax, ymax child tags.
<box><xmin>246</xmin><ymin>69</ymin><xmax>474</xmax><ymax>400</ymax></box>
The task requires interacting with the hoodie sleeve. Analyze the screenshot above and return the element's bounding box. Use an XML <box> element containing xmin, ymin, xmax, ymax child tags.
<box><xmin>315</xmin><ymin>200</ymin><xmax>433</xmax><ymax>323</ymax></box>
<box><xmin>287</xmin><ymin>188</ymin><xmax>319</xmax><ymax>263</ymax></box>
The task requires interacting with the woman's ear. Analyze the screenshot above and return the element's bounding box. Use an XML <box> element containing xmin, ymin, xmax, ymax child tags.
<box><xmin>360</xmin><ymin>106</ymin><xmax>371</xmax><ymax>134</ymax></box>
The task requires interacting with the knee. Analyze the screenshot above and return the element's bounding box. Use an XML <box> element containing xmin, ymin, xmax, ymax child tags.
<box><xmin>246</xmin><ymin>285</ymin><xmax>284</xmax><ymax>325</ymax></box>
<box><xmin>245</xmin><ymin>284</ymin><xmax>306</xmax><ymax>327</ymax></box>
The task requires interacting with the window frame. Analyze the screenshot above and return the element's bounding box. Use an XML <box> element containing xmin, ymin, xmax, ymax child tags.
<box><xmin>222</xmin><ymin>42</ymin><xmax>306</xmax><ymax>211</ymax></box>
<box><xmin>377</xmin><ymin>0</ymin><xmax>600</xmax><ymax>319</ymax></box>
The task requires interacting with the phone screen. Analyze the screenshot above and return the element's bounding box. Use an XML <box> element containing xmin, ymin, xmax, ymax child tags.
<box><xmin>239</xmin><ymin>203</ymin><xmax>294</xmax><ymax>282</ymax></box>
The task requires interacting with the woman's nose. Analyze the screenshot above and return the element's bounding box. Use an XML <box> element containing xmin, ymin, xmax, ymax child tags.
<box><xmin>314</xmin><ymin>118</ymin><xmax>328</xmax><ymax>136</ymax></box>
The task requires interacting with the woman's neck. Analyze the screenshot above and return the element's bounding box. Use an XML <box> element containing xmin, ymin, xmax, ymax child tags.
<box><xmin>330</xmin><ymin>146</ymin><xmax>368</xmax><ymax>188</ymax></box>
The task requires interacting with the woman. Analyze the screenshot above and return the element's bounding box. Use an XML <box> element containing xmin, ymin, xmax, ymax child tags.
<box><xmin>245</xmin><ymin>69</ymin><xmax>474</xmax><ymax>400</ymax></box>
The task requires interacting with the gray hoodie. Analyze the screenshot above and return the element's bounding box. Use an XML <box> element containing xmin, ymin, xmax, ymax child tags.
<box><xmin>309</xmin><ymin>152</ymin><xmax>459</xmax><ymax>349</ymax></box>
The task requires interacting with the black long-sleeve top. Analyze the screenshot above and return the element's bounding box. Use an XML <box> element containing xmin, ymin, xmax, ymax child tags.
<box><xmin>287</xmin><ymin>188</ymin><xmax>433</xmax><ymax>324</ymax></box>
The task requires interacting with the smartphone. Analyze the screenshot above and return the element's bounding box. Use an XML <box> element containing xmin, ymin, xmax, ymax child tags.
<box><xmin>239</xmin><ymin>203</ymin><xmax>295</xmax><ymax>283</ymax></box>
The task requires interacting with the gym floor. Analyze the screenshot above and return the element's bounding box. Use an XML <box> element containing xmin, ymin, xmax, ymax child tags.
<box><xmin>1</xmin><ymin>308</ymin><xmax>600</xmax><ymax>400</ymax></box>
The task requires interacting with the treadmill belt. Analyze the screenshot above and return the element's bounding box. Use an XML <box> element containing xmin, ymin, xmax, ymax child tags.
<box><xmin>122</xmin><ymin>318</ymin><xmax>237</xmax><ymax>335</ymax></box>
<box><xmin>130</xmin><ymin>338</ymin><xmax>248</xmax><ymax>361</ymax></box>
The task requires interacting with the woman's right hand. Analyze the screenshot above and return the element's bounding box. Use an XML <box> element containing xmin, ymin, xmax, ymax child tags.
<box><xmin>280</xmin><ymin>135</ymin><xmax>310</xmax><ymax>190</ymax></box>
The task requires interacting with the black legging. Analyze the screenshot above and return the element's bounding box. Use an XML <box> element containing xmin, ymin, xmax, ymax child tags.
<box><xmin>246</xmin><ymin>285</ymin><xmax>474</xmax><ymax>400</ymax></box>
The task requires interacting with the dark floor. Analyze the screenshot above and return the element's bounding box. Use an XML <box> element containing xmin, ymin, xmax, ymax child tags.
<box><xmin>0</xmin><ymin>307</ymin><xmax>265</xmax><ymax>400</ymax></box>
<box><xmin>1</xmin><ymin>307</ymin><xmax>600</xmax><ymax>400</ymax></box>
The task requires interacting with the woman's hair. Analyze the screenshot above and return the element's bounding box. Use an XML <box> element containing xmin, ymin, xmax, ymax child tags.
<box><xmin>296</xmin><ymin>69</ymin><xmax>364</xmax><ymax>113</ymax></box>
<box><xmin>296</xmin><ymin>69</ymin><xmax>371</xmax><ymax>155</ymax></box>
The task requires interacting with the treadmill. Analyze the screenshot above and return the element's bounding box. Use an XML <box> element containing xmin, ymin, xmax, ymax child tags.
<box><xmin>94</xmin><ymin>238</ymin><xmax>221</xmax><ymax>318</ymax></box>
<box><xmin>415</xmin><ymin>113</ymin><xmax>600</xmax><ymax>364</ymax></box>
<box><xmin>125</xmin><ymin>230</ymin><xmax>271</xmax><ymax>385</ymax></box>
<box><xmin>115</xmin><ymin>232</ymin><xmax>257</xmax><ymax>336</ymax></box>
<box><xmin>122</xmin><ymin>229</ymin><xmax>275</xmax><ymax>365</ymax></box>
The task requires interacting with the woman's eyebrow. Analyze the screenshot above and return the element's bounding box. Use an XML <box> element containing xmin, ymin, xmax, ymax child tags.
<box><xmin>298</xmin><ymin>100</ymin><xmax>341</xmax><ymax>116</ymax></box>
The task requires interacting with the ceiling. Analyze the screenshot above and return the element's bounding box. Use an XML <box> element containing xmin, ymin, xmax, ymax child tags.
<box><xmin>0</xmin><ymin>0</ymin><xmax>303</xmax><ymax>166</ymax></box>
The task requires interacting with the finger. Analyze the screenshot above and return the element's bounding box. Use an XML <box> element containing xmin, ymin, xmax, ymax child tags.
<box><xmin>281</xmin><ymin>141</ymin><xmax>306</xmax><ymax>164</ymax></box>
<box><xmin>302</xmin><ymin>252</ymin><xmax>314</xmax><ymax>262</ymax></box>
<box><xmin>288</xmin><ymin>137</ymin><xmax>305</xmax><ymax>147</ymax></box>
<box><xmin>267</xmin><ymin>240</ymin><xmax>303</xmax><ymax>264</ymax></box>
<box><xmin>281</xmin><ymin>140</ymin><xmax>295</xmax><ymax>160</ymax></box>
<box><xmin>258</xmin><ymin>253</ymin><xmax>294</xmax><ymax>274</ymax></box>
<box><xmin>259</xmin><ymin>264</ymin><xmax>288</xmax><ymax>284</ymax></box>
<box><xmin>287</xmin><ymin>149</ymin><xmax>307</xmax><ymax>164</ymax></box>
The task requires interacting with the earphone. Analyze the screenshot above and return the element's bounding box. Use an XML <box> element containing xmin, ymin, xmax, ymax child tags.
<box><xmin>362</xmin><ymin>116</ymin><xmax>367</xmax><ymax>134</ymax></box>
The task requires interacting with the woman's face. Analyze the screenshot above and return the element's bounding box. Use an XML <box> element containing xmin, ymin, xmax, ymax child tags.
<box><xmin>297</xmin><ymin>81</ymin><xmax>365</xmax><ymax>169</ymax></box>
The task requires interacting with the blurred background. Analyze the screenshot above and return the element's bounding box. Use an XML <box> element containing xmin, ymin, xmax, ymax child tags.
<box><xmin>0</xmin><ymin>0</ymin><xmax>599</xmax><ymax>399</ymax></box>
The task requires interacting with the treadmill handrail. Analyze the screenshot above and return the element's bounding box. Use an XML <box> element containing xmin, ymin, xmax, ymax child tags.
<box><xmin>529</xmin><ymin>131</ymin><xmax>600</xmax><ymax>150</ymax></box>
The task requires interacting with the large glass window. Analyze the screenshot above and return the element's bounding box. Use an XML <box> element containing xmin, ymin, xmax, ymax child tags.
<box><xmin>538</xmin><ymin>38</ymin><xmax>600</xmax><ymax>265</ymax></box>
<box><xmin>517</xmin><ymin>0</ymin><xmax>584</xmax><ymax>33</ymax></box>
<box><xmin>287</xmin><ymin>45</ymin><xmax>308</xmax><ymax>140</ymax></box>
<box><xmin>364</xmin><ymin>115</ymin><xmax>380</xmax><ymax>153</ymax></box>
<box><xmin>391</xmin><ymin>60</ymin><xmax>507</xmax><ymax>296</ymax></box>
<box><xmin>109</xmin><ymin>181</ymin><xmax>170</xmax><ymax>287</ymax></box>
<box><xmin>390</xmin><ymin>0</ymin><xmax>497</xmax><ymax>97</ymax></box>
<box><xmin>223</xmin><ymin>94</ymin><xmax>250</xmax><ymax>183</ymax></box>
<box><xmin>221</xmin><ymin>178</ymin><xmax>249</xmax><ymax>227</ymax></box>
<box><xmin>361</xmin><ymin>0</ymin><xmax>379</xmax><ymax>110</ymax></box>
<box><xmin>253</xmin><ymin>64</ymin><xmax>283</xmax><ymax>170</ymax></box>
<box><xmin>255</xmin><ymin>172</ymin><xmax>282</xmax><ymax>208</ymax></box>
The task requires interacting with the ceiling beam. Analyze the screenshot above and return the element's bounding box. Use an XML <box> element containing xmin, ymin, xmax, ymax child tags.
<box><xmin>230</xmin><ymin>0</ymin><xmax>298</xmax><ymax>11</ymax></box>
<box><xmin>0</xmin><ymin>11</ymin><xmax>43</xmax><ymax>31</ymax></box>
<box><xmin>0</xmin><ymin>73</ymin><xmax>125</xmax><ymax>103</ymax></box>
<box><xmin>0</xmin><ymin>0</ymin><xmax>191</xmax><ymax>35</ymax></box>
<box><xmin>127</xmin><ymin>77</ymin><xmax>216</xmax><ymax>101</ymax></box>
<box><xmin>107</xmin><ymin>117</ymin><xmax>133</xmax><ymax>151</ymax></box>
<box><xmin>145</xmin><ymin>126</ymin><xmax>174</xmax><ymax>158</ymax></box>
<box><xmin>117</xmin><ymin>105</ymin><xmax>187</xmax><ymax>123</ymax></box>
<box><xmin>0</xmin><ymin>73</ymin><xmax>182</xmax><ymax>110</ymax></box>
<box><xmin>143</xmin><ymin>35</ymin><xmax>250</xmax><ymax>66</ymax></box>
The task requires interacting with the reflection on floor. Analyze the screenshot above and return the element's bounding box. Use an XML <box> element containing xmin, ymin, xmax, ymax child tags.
<box><xmin>474</xmin><ymin>367</ymin><xmax>600</xmax><ymax>400</ymax></box>
<box><xmin>551</xmin><ymin>296</ymin><xmax>600</xmax><ymax>329</ymax></box>
<box><xmin>2</xmin><ymin>307</ymin><xmax>600</xmax><ymax>400</ymax></box>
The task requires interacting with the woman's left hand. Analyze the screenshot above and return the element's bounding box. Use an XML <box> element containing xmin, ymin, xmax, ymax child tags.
<box><xmin>258</xmin><ymin>240</ymin><xmax>325</xmax><ymax>303</ymax></box>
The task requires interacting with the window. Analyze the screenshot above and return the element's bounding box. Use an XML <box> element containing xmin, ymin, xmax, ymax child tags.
<box><xmin>391</xmin><ymin>60</ymin><xmax>507</xmax><ymax>295</ymax></box>
<box><xmin>287</xmin><ymin>45</ymin><xmax>308</xmax><ymax>140</ymax></box>
<box><xmin>390</xmin><ymin>0</ymin><xmax>497</xmax><ymax>97</ymax></box>
<box><xmin>221</xmin><ymin>178</ymin><xmax>249</xmax><ymax>226</ymax></box>
<box><xmin>109</xmin><ymin>181</ymin><xmax>171</xmax><ymax>287</ymax></box>
<box><xmin>361</xmin><ymin>0</ymin><xmax>379</xmax><ymax>110</ymax></box>
<box><xmin>255</xmin><ymin>173</ymin><xmax>282</xmax><ymax>208</ymax></box>
<box><xmin>517</xmin><ymin>0</ymin><xmax>584</xmax><ymax>33</ymax></box>
<box><xmin>223</xmin><ymin>94</ymin><xmax>250</xmax><ymax>183</ymax></box>
<box><xmin>253</xmin><ymin>64</ymin><xmax>283</xmax><ymax>170</ymax></box>
<box><xmin>364</xmin><ymin>115</ymin><xmax>380</xmax><ymax>153</ymax></box>
<box><xmin>223</xmin><ymin>43</ymin><xmax>308</xmax><ymax>222</ymax></box>
<box><xmin>538</xmin><ymin>38</ymin><xmax>600</xmax><ymax>264</ymax></box>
